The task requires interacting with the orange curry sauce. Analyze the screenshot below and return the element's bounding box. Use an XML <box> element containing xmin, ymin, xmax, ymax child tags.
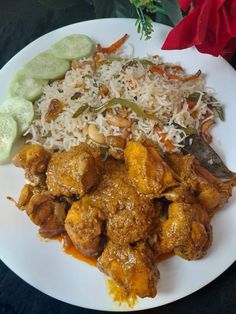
<box><xmin>55</xmin><ymin>235</ymin><xmax>173</xmax><ymax>307</ymax></box>
<box><xmin>63</xmin><ymin>242</ymin><xmax>97</xmax><ymax>266</ymax></box>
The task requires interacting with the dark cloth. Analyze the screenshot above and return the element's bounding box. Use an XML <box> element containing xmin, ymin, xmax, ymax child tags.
<box><xmin>0</xmin><ymin>1</ymin><xmax>235</xmax><ymax>313</ymax></box>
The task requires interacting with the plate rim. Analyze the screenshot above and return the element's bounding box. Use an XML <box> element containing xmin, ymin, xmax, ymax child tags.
<box><xmin>0</xmin><ymin>18</ymin><xmax>236</xmax><ymax>311</ymax></box>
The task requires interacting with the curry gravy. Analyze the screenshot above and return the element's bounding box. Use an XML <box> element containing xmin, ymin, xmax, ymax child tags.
<box><xmin>63</xmin><ymin>242</ymin><xmax>97</xmax><ymax>266</ymax></box>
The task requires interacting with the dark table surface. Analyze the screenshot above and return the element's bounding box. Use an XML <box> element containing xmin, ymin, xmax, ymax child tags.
<box><xmin>0</xmin><ymin>1</ymin><xmax>236</xmax><ymax>313</ymax></box>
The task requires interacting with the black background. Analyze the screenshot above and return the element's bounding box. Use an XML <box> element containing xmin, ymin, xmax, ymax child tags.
<box><xmin>0</xmin><ymin>1</ymin><xmax>235</xmax><ymax>313</ymax></box>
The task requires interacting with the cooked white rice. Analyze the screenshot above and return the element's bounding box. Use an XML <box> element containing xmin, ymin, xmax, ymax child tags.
<box><xmin>25</xmin><ymin>54</ymin><xmax>218</xmax><ymax>153</ymax></box>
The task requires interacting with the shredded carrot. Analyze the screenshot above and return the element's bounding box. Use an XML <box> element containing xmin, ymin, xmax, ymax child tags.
<box><xmin>166</xmin><ymin>73</ymin><xmax>183</xmax><ymax>81</ymax></box>
<box><xmin>154</xmin><ymin>125</ymin><xmax>175</xmax><ymax>151</ymax></box>
<box><xmin>97</xmin><ymin>34</ymin><xmax>128</xmax><ymax>54</ymax></box>
<box><xmin>166</xmin><ymin>70</ymin><xmax>201</xmax><ymax>82</ymax></box>
<box><xmin>200</xmin><ymin>118</ymin><xmax>215</xmax><ymax>144</ymax></box>
<box><xmin>150</xmin><ymin>65</ymin><xmax>201</xmax><ymax>83</ymax></box>
<box><xmin>149</xmin><ymin>65</ymin><xmax>165</xmax><ymax>76</ymax></box>
<box><xmin>164</xmin><ymin>65</ymin><xmax>184</xmax><ymax>72</ymax></box>
<box><xmin>183</xmin><ymin>70</ymin><xmax>201</xmax><ymax>82</ymax></box>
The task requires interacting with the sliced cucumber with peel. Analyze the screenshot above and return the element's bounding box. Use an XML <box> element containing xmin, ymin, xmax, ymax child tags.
<box><xmin>51</xmin><ymin>34</ymin><xmax>94</xmax><ymax>60</ymax></box>
<box><xmin>23</xmin><ymin>50</ymin><xmax>70</xmax><ymax>80</ymax></box>
<box><xmin>0</xmin><ymin>33</ymin><xmax>95</xmax><ymax>164</ymax></box>
<box><xmin>0</xmin><ymin>97</ymin><xmax>34</xmax><ymax>135</ymax></box>
<box><xmin>8</xmin><ymin>69</ymin><xmax>48</xmax><ymax>101</ymax></box>
<box><xmin>0</xmin><ymin>114</ymin><xmax>17</xmax><ymax>163</ymax></box>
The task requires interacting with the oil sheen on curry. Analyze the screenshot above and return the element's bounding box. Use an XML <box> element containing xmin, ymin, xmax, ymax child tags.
<box><xmin>12</xmin><ymin>140</ymin><xmax>235</xmax><ymax>300</ymax></box>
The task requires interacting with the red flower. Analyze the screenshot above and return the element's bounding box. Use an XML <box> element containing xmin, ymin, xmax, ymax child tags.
<box><xmin>162</xmin><ymin>0</ymin><xmax>236</xmax><ymax>58</ymax></box>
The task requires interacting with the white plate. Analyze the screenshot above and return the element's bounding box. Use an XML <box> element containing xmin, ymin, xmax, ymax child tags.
<box><xmin>0</xmin><ymin>18</ymin><xmax>236</xmax><ymax>311</ymax></box>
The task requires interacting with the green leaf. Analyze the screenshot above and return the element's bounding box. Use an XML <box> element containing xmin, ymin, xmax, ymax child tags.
<box><xmin>154</xmin><ymin>11</ymin><xmax>172</xmax><ymax>26</ymax></box>
<box><xmin>146</xmin><ymin>2</ymin><xmax>162</xmax><ymax>13</ymax></box>
<box><xmin>205</xmin><ymin>94</ymin><xmax>225</xmax><ymax>122</ymax></box>
<box><xmin>92</xmin><ymin>0</ymin><xmax>137</xmax><ymax>18</ymax></box>
<box><xmin>39</xmin><ymin>0</ymin><xmax>80</xmax><ymax>9</ymax></box>
<box><xmin>159</xmin><ymin>0</ymin><xmax>183</xmax><ymax>26</ymax></box>
<box><xmin>183</xmin><ymin>127</ymin><xmax>197</xmax><ymax>135</ymax></box>
<box><xmin>212</xmin><ymin>105</ymin><xmax>225</xmax><ymax>121</ymax></box>
<box><xmin>187</xmin><ymin>92</ymin><xmax>201</xmax><ymax>102</ymax></box>
<box><xmin>72</xmin><ymin>104</ymin><xmax>89</xmax><ymax>118</ymax></box>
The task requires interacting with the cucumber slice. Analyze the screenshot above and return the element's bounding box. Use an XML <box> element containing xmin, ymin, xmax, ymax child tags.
<box><xmin>23</xmin><ymin>50</ymin><xmax>70</xmax><ymax>80</ymax></box>
<box><xmin>0</xmin><ymin>114</ymin><xmax>17</xmax><ymax>163</ymax></box>
<box><xmin>8</xmin><ymin>69</ymin><xmax>48</xmax><ymax>101</ymax></box>
<box><xmin>0</xmin><ymin>97</ymin><xmax>34</xmax><ymax>135</ymax></box>
<box><xmin>51</xmin><ymin>34</ymin><xmax>94</xmax><ymax>60</ymax></box>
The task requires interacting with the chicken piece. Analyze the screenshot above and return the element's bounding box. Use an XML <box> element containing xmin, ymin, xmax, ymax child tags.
<box><xmin>65</xmin><ymin>158</ymin><xmax>157</xmax><ymax>253</ymax></box>
<box><xmin>39</xmin><ymin>214</ymin><xmax>65</xmax><ymax>239</ymax></box>
<box><xmin>97</xmin><ymin>241</ymin><xmax>159</xmax><ymax>298</ymax></box>
<box><xmin>81</xmin><ymin>158</ymin><xmax>156</xmax><ymax>244</ymax></box>
<box><xmin>160</xmin><ymin>202</ymin><xmax>212</xmax><ymax>260</ymax></box>
<box><xmin>17</xmin><ymin>184</ymin><xmax>67</xmax><ymax>238</ymax></box>
<box><xmin>25</xmin><ymin>172</ymin><xmax>47</xmax><ymax>187</ymax></box>
<box><xmin>166</xmin><ymin>153</ymin><xmax>232</xmax><ymax>216</ymax></box>
<box><xmin>147</xmin><ymin>201</ymin><xmax>167</xmax><ymax>258</ymax></box>
<box><xmin>17</xmin><ymin>185</ymin><xmax>48</xmax><ymax>215</ymax></box>
<box><xmin>26</xmin><ymin>193</ymin><xmax>55</xmax><ymax>225</ymax></box>
<box><xmin>160</xmin><ymin>185</ymin><xmax>195</xmax><ymax>203</ymax></box>
<box><xmin>86</xmin><ymin>158</ymin><xmax>132</xmax><ymax>217</ymax></box>
<box><xmin>124</xmin><ymin>141</ymin><xmax>177</xmax><ymax>197</ymax></box>
<box><xmin>46</xmin><ymin>144</ymin><xmax>103</xmax><ymax>197</ymax></box>
<box><xmin>194</xmin><ymin>163</ymin><xmax>232</xmax><ymax>216</ymax></box>
<box><xmin>106</xmin><ymin>202</ymin><xmax>155</xmax><ymax>245</ymax></box>
<box><xmin>27</xmin><ymin>192</ymin><xmax>66</xmax><ymax>226</ymax></box>
<box><xmin>65</xmin><ymin>197</ymin><xmax>105</xmax><ymax>257</ymax></box>
<box><xmin>17</xmin><ymin>184</ymin><xmax>34</xmax><ymax>210</ymax></box>
<box><xmin>12</xmin><ymin>144</ymin><xmax>51</xmax><ymax>186</ymax></box>
<box><xmin>165</xmin><ymin>153</ymin><xmax>194</xmax><ymax>180</ymax></box>
<box><xmin>12</xmin><ymin>144</ymin><xmax>51</xmax><ymax>174</ymax></box>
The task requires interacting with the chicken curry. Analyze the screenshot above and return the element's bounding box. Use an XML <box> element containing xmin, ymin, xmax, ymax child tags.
<box><xmin>12</xmin><ymin>141</ymin><xmax>234</xmax><ymax>299</ymax></box>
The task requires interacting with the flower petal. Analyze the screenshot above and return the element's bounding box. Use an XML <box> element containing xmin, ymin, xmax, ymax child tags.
<box><xmin>178</xmin><ymin>0</ymin><xmax>192</xmax><ymax>11</ymax></box>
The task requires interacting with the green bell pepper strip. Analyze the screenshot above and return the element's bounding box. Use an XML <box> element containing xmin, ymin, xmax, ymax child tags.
<box><xmin>72</xmin><ymin>104</ymin><xmax>89</xmax><ymax>118</ymax></box>
<box><xmin>94</xmin><ymin>98</ymin><xmax>157</xmax><ymax>121</ymax></box>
